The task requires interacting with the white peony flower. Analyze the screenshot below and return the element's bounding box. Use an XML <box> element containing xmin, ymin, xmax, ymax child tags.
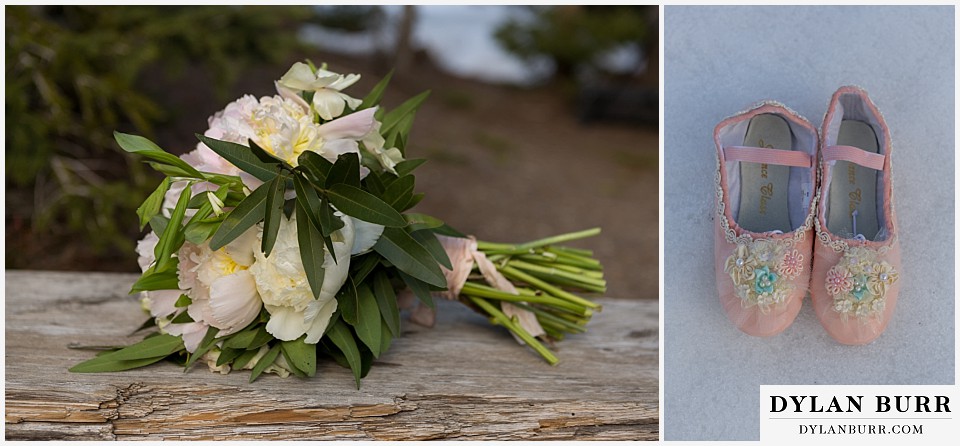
<box><xmin>277</xmin><ymin>62</ymin><xmax>362</xmax><ymax>120</ymax></box>
<box><xmin>350</xmin><ymin>217</ymin><xmax>384</xmax><ymax>256</ymax></box>
<box><xmin>249</xmin><ymin>212</ymin><xmax>355</xmax><ymax>343</ymax></box>
<box><xmin>135</xmin><ymin>231</ymin><xmax>182</xmax><ymax>323</ymax></box>
<box><xmin>176</xmin><ymin>226</ymin><xmax>263</xmax><ymax>345</ymax></box>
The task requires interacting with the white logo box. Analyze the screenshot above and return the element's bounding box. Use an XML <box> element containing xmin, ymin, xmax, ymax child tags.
<box><xmin>760</xmin><ymin>385</ymin><xmax>958</xmax><ymax>445</ymax></box>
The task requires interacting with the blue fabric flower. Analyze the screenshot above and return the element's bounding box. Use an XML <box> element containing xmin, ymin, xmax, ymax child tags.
<box><xmin>851</xmin><ymin>275</ymin><xmax>868</xmax><ymax>301</ymax></box>
<box><xmin>753</xmin><ymin>266</ymin><xmax>778</xmax><ymax>295</ymax></box>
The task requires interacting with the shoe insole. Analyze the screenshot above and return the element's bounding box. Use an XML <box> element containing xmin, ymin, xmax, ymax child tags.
<box><xmin>827</xmin><ymin>120</ymin><xmax>880</xmax><ymax>239</ymax></box>
<box><xmin>737</xmin><ymin>114</ymin><xmax>793</xmax><ymax>233</ymax></box>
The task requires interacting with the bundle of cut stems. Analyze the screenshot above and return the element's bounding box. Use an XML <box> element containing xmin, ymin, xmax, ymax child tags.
<box><xmin>459</xmin><ymin>228</ymin><xmax>604</xmax><ymax>365</ymax></box>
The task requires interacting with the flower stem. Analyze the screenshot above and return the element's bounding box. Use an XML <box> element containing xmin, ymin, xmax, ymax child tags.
<box><xmin>514</xmin><ymin>269</ymin><xmax>608</xmax><ymax>294</ymax></box>
<box><xmin>506</xmin><ymin>259</ymin><xmax>608</xmax><ymax>288</ymax></box>
<box><xmin>513</xmin><ymin>228</ymin><xmax>601</xmax><ymax>251</ymax></box>
<box><xmin>510</xmin><ymin>302</ymin><xmax>588</xmax><ymax>334</ymax></box>
<box><xmin>498</xmin><ymin>265</ymin><xmax>601</xmax><ymax>310</ymax></box>
<box><xmin>467</xmin><ymin>295</ymin><xmax>559</xmax><ymax>365</ymax></box>
<box><xmin>546</xmin><ymin>245</ymin><xmax>595</xmax><ymax>257</ymax></box>
<box><xmin>460</xmin><ymin>282</ymin><xmax>588</xmax><ymax>315</ymax></box>
<box><xmin>516</xmin><ymin>257</ymin><xmax>605</xmax><ymax>277</ymax></box>
<box><xmin>475</xmin><ymin>241</ymin><xmax>515</xmax><ymax>251</ymax></box>
<box><xmin>543</xmin><ymin>248</ymin><xmax>602</xmax><ymax>267</ymax></box>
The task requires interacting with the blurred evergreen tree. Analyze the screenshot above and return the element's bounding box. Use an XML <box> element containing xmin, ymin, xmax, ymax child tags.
<box><xmin>5</xmin><ymin>5</ymin><xmax>312</xmax><ymax>268</ymax></box>
<box><xmin>494</xmin><ymin>5</ymin><xmax>651</xmax><ymax>81</ymax></box>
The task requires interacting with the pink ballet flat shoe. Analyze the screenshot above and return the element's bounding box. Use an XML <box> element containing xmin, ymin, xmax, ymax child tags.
<box><xmin>811</xmin><ymin>86</ymin><xmax>901</xmax><ymax>345</ymax></box>
<box><xmin>713</xmin><ymin>102</ymin><xmax>819</xmax><ymax>337</ymax></box>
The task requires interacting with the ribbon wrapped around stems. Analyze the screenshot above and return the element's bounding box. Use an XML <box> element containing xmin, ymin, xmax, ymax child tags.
<box><xmin>401</xmin><ymin>235</ymin><xmax>546</xmax><ymax>344</ymax></box>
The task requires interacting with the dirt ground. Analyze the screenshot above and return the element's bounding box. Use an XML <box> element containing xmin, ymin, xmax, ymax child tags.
<box><xmin>327</xmin><ymin>53</ymin><xmax>660</xmax><ymax>300</ymax></box>
<box><xmin>7</xmin><ymin>51</ymin><xmax>659</xmax><ymax>300</ymax></box>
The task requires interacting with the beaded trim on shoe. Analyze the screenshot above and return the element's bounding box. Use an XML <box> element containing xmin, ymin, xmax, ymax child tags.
<box><xmin>815</xmin><ymin>85</ymin><xmax>898</xmax><ymax>255</ymax></box>
<box><xmin>714</xmin><ymin>104</ymin><xmax>817</xmax><ymax>313</ymax></box>
<box><xmin>714</xmin><ymin>151</ymin><xmax>817</xmax><ymax>246</ymax></box>
<box><xmin>715</xmin><ymin>149</ymin><xmax>813</xmax><ymax>313</ymax></box>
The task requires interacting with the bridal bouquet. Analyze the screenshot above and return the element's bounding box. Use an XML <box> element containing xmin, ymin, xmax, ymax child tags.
<box><xmin>70</xmin><ymin>62</ymin><xmax>605</xmax><ymax>386</ymax></box>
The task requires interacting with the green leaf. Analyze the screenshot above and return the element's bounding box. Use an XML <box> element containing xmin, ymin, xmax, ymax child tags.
<box><xmin>381</xmin><ymin>91</ymin><xmax>430</xmax><ymax>136</ymax></box>
<box><xmin>129</xmin><ymin>317</ymin><xmax>157</xmax><ymax>335</ymax></box>
<box><xmin>336</xmin><ymin>278</ymin><xmax>359</xmax><ymax>326</ymax></box>
<box><xmin>403</xmin><ymin>193</ymin><xmax>425</xmax><ymax>211</ymax></box>
<box><xmin>379</xmin><ymin>319</ymin><xmax>393</xmax><ymax>357</ymax></box>
<box><xmin>153</xmin><ymin>186</ymin><xmax>191</xmax><ymax>272</ymax></box>
<box><xmin>114</xmin><ymin>132</ymin><xmax>204</xmax><ymax>178</ymax></box>
<box><xmin>398</xmin><ymin>271</ymin><xmax>435</xmax><ymax>309</ymax></box>
<box><xmin>182</xmin><ymin>187</ymin><xmax>228</xmax><ymax>245</ymax></box>
<box><xmin>70</xmin><ymin>334</ymin><xmax>184</xmax><ymax>373</ymax></box>
<box><xmin>326</xmin><ymin>319</ymin><xmax>363</xmax><ymax>389</ymax></box>
<box><xmin>136</xmin><ymin>177</ymin><xmax>171</xmax><ymax>230</ymax></box>
<box><xmin>327</xmin><ymin>183</ymin><xmax>406</xmax><ymax>227</ymax></box>
<box><xmin>146</xmin><ymin>161</ymin><xmax>200</xmax><ymax>179</ymax></box>
<box><xmin>411</xmin><ymin>229</ymin><xmax>453</xmax><ymax>270</ymax></box>
<box><xmin>297</xmin><ymin>151</ymin><xmax>333</xmax><ymax>185</ymax></box>
<box><xmin>196</xmin><ymin>134</ymin><xmax>279</xmax><ymax>182</ymax></box>
<box><xmin>185</xmin><ymin>326</ymin><xmax>220</xmax><ymax>369</ymax></box>
<box><xmin>404</xmin><ymin>213</ymin><xmax>444</xmax><ymax>232</ymax></box>
<box><xmin>395</xmin><ymin>112</ymin><xmax>416</xmax><ymax>150</ymax></box>
<box><xmin>433</xmin><ymin>223</ymin><xmax>467</xmax><ymax>238</ymax></box>
<box><xmin>70</xmin><ymin>354</ymin><xmax>170</xmax><ymax>373</ymax></box>
<box><xmin>249</xmin><ymin>344</ymin><xmax>281</xmax><ymax>383</ymax></box>
<box><xmin>362</xmin><ymin>170</ymin><xmax>386</xmax><ymax>196</ymax></box>
<box><xmin>373</xmin><ymin>271</ymin><xmax>401</xmax><ymax>337</ymax></box>
<box><xmin>223</xmin><ymin>326</ymin><xmax>272</xmax><ymax>350</ymax></box>
<box><xmin>101</xmin><ymin>334</ymin><xmax>185</xmax><ymax>362</ymax></box>
<box><xmin>359</xmin><ymin>347</ymin><xmax>374</xmax><ymax>379</ymax></box>
<box><xmin>358</xmin><ymin>69</ymin><xmax>393</xmax><ymax>110</ymax></box>
<box><xmin>170</xmin><ymin>311</ymin><xmax>194</xmax><ymax>324</ymax></box>
<box><xmin>353</xmin><ymin>283</ymin><xmax>383</xmax><ymax>357</ymax></box>
<box><xmin>383</xmin><ymin>175</ymin><xmax>415</xmax><ymax>211</ymax></box>
<box><xmin>209</xmin><ymin>181</ymin><xmax>270</xmax><ymax>250</ymax></box>
<box><xmin>129</xmin><ymin>268</ymin><xmax>179</xmax><ymax>293</ymax></box>
<box><xmin>318</xmin><ymin>195</ymin><xmax>345</xmax><ymax>237</ymax></box>
<box><xmin>281</xmin><ymin>336</ymin><xmax>317</xmax><ymax>377</ymax></box>
<box><xmin>261</xmin><ymin>173</ymin><xmax>286</xmax><ymax>256</ymax></box>
<box><xmin>395</xmin><ymin>158</ymin><xmax>427</xmax><ymax>177</ymax></box>
<box><xmin>248</xmin><ymin>139</ymin><xmax>284</xmax><ymax>165</ymax></box>
<box><xmin>373</xmin><ymin>227</ymin><xmax>447</xmax><ymax>288</ymax></box>
<box><xmin>184</xmin><ymin>220</ymin><xmax>222</xmax><ymax>245</ymax></box>
<box><xmin>187</xmin><ymin>191</ymin><xmax>214</xmax><ymax>209</ymax></box>
<box><xmin>282</xmin><ymin>354</ymin><xmax>308</xmax><ymax>378</ymax></box>
<box><xmin>325</xmin><ymin>152</ymin><xmax>361</xmax><ymax>188</ymax></box>
<box><xmin>293</xmin><ymin>174</ymin><xmax>324</xmax><ymax>233</ymax></box>
<box><xmin>174</xmin><ymin>294</ymin><xmax>192</xmax><ymax>308</ymax></box>
<box><xmin>216</xmin><ymin>347</ymin><xmax>244</xmax><ymax>367</ymax></box>
<box><xmin>350</xmin><ymin>254</ymin><xmax>380</xmax><ymax>284</ymax></box>
<box><xmin>295</xmin><ymin>199</ymin><xmax>327</xmax><ymax>299</ymax></box>
<box><xmin>232</xmin><ymin>348</ymin><xmax>260</xmax><ymax>369</ymax></box>
<box><xmin>149</xmin><ymin>215</ymin><xmax>169</xmax><ymax>236</ymax></box>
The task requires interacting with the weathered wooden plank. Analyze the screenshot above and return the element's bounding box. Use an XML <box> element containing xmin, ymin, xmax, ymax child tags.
<box><xmin>5</xmin><ymin>271</ymin><xmax>658</xmax><ymax>440</ymax></box>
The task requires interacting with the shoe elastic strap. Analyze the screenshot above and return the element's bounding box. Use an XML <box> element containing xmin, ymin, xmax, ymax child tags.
<box><xmin>723</xmin><ymin>146</ymin><xmax>813</xmax><ymax>168</ymax></box>
<box><xmin>822</xmin><ymin>145</ymin><xmax>885</xmax><ymax>170</ymax></box>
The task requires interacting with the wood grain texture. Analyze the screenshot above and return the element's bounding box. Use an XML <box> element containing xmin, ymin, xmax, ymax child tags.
<box><xmin>5</xmin><ymin>271</ymin><xmax>658</xmax><ymax>440</ymax></box>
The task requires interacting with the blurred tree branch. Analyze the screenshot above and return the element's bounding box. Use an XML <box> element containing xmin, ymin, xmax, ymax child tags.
<box><xmin>5</xmin><ymin>5</ymin><xmax>313</xmax><ymax>266</ymax></box>
<box><xmin>494</xmin><ymin>5</ymin><xmax>652</xmax><ymax>82</ymax></box>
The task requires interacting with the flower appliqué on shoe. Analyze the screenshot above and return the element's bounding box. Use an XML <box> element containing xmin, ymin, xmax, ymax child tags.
<box><xmin>826</xmin><ymin>246</ymin><xmax>899</xmax><ymax>321</ymax></box>
<box><xmin>724</xmin><ymin>240</ymin><xmax>801</xmax><ymax>312</ymax></box>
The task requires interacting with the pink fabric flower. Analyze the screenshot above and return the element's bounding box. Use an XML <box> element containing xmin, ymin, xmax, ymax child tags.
<box><xmin>825</xmin><ymin>268</ymin><xmax>853</xmax><ymax>296</ymax></box>
<box><xmin>776</xmin><ymin>249</ymin><xmax>804</xmax><ymax>280</ymax></box>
